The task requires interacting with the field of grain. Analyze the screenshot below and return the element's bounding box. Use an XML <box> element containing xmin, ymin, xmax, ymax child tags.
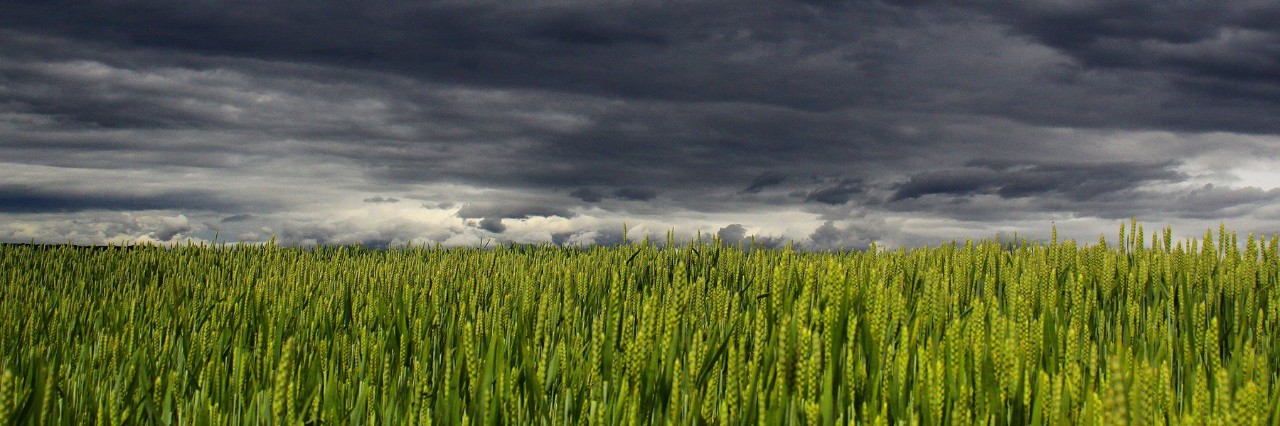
<box><xmin>1</xmin><ymin>222</ymin><xmax>1277</xmax><ymax>425</ymax></box>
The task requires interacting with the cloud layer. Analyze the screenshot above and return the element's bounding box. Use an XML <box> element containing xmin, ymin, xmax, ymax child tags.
<box><xmin>4</xmin><ymin>1</ymin><xmax>1280</xmax><ymax>248</ymax></box>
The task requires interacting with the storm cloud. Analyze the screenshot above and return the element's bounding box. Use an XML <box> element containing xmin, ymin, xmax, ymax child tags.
<box><xmin>0</xmin><ymin>184</ymin><xmax>246</xmax><ymax>214</ymax></box>
<box><xmin>363</xmin><ymin>196</ymin><xmax>401</xmax><ymax>204</ymax></box>
<box><xmin>890</xmin><ymin>161</ymin><xmax>1186</xmax><ymax>201</ymax></box>
<box><xmin>807</xmin><ymin>180</ymin><xmax>865</xmax><ymax>205</ymax></box>
<box><xmin>742</xmin><ymin>172</ymin><xmax>787</xmax><ymax>194</ymax></box>
<box><xmin>478</xmin><ymin>217</ymin><xmax>507</xmax><ymax>234</ymax></box>
<box><xmin>4</xmin><ymin>1</ymin><xmax>1280</xmax><ymax>247</ymax></box>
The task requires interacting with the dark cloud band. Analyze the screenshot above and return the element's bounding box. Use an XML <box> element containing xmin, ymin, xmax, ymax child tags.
<box><xmin>3</xmin><ymin>1</ymin><xmax>1280</xmax><ymax>248</ymax></box>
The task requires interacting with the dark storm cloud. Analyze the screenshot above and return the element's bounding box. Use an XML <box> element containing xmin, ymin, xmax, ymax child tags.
<box><xmin>5</xmin><ymin>1</ymin><xmax>1280</xmax><ymax>248</ymax></box>
<box><xmin>363</xmin><ymin>196</ymin><xmax>400</xmax><ymax>204</ymax></box>
<box><xmin>8</xmin><ymin>1</ymin><xmax>1275</xmax><ymax>197</ymax></box>
<box><xmin>424</xmin><ymin>101</ymin><xmax>926</xmax><ymax>203</ymax></box>
<box><xmin>6</xmin><ymin>1</ymin><xmax>1280</xmax><ymax>136</ymax></box>
<box><xmin>742</xmin><ymin>172</ymin><xmax>787</xmax><ymax>194</ymax></box>
<box><xmin>613</xmin><ymin>188</ymin><xmax>657</xmax><ymax>202</ymax></box>
<box><xmin>220</xmin><ymin>213</ymin><xmax>254</xmax><ymax>223</ymax></box>
<box><xmin>971</xmin><ymin>1</ymin><xmax>1280</xmax><ymax>77</ymax></box>
<box><xmin>0</xmin><ymin>57</ymin><xmax>302</xmax><ymax>137</ymax></box>
<box><xmin>890</xmin><ymin>161</ymin><xmax>1186</xmax><ymax>201</ymax></box>
<box><xmin>889</xmin><ymin>168</ymin><xmax>999</xmax><ymax>201</ymax></box>
<box><xmin>1055</xmin><ymin>184</ymin><xmax>1280</xmax><ymax>221</ymax></box>
<box><xmin>883</xmin><ymin>172</ymin><xmax>1280</xmax><ymax>223</ymax></box>
<box><xmin>0</xmin><ymin>184</ymin><xmax>244</xmax><ymax>213</ymax></box>
<box><xmin>570</xmin><ymin>188</ymin><xmax>605</xmax><ymax>203</ymax></box>
<box><xmin>478</xmin><ymin>217</ymin><xmax>507</xmax><ymax>234</ymax></box>
<box><xmin>2</xmin><ymin>1</ymin><xmax>897</xmax><ymax>109</ymax></box>
<box><xmin>1173</xmin><ymin>184</ymin><xmax>1280</xmax><ymax>218</ymax></box>
<box><xmin>569</xmin><ymin>186</ymin><xmax>659</xmax><ymax>204</ymax></box>
<box><xmin>992</xmin><ymin>161</ymin><xmax>1184</xmax><ymax>200</ymax></box>
<box><xmin>960</xmin><ymin>1</ymin><xmax>1280</xmax><ymax>131</ymax></box>
<box><xmin>529</xmin><ymin>10</ymin><xmax>672</xmax><ymax>47</ymax></box>
<box><xmin>805</xmin><ymin>180</ymin><xmax>864</xmax><ymax>205</ymax></box>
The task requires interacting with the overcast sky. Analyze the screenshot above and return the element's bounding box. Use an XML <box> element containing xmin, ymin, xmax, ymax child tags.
<box><xmin>4</xmin><ymin>1</ymin><xmax>1280</xmax><ymax>249</ymax></box>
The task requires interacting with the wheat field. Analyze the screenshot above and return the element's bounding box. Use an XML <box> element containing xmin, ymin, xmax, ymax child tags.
<box><xmin>0</xmin><ymin>221</ymin><xmax>1276</xmax><ymax>424</ymax></box>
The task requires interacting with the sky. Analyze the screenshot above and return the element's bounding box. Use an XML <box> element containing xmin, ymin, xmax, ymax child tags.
<box><xmin>3</xmin><ymin>0</ymin><xmax>1280</xmax><ymax>249</ymax></box>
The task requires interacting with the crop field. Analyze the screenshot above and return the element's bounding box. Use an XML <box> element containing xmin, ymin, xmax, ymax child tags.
<box><xmin>1</xmin><ymin>221</ymin><xmax>1278</xmax><ymax>425</ymax></box>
